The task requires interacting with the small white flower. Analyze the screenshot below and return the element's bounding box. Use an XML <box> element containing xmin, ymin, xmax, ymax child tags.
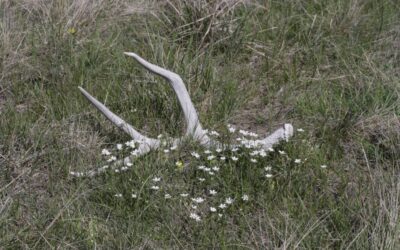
<box><xmin>126</xmin><ymin>162</ymin><xmax>133</xmax><ymax>167</ymax></box>
<box><xmin>150</xmin><ymin>186</ymin><xmax>159</xmax><ymax>190</ymax></box>
<box><xmin>216</xmin><ymin>148</ymin><xmax>223</xmax><ymax>153</ymax></box>
<box><xmin>191</xmin><ymin>205</ymin><xmax>198</xmax><ymax>209</ymax></box>
<box><xmin>242</xmin><ymin>194</ymin><xmax>249</xmax><ymax>201</ymax></box>
<box><xmin>189</xmin><ymin>213</ymin><xmax>201</xmax><ymax>222</ymax></box>
<box><xmin>231</xmin><ymin>156</ymin><xmax>239</xmax><ymax>161</ymax></box>
<box><xmin>163</xmin><ymin>149</ymin><xmax>170</xmax><ymax>153</ymax></box>
<box><xmin>191</xmin><ymin>152</ymin><xmax>200</xmax><ymax>159</ymax></box>
<box><xmin>203</xmin><ymin>167</ymin><xmax>211</xmax><ymax>172</ymax></box>
<box><xmin>210</xmin><ymin>207</ymin><xmax>217</xmax><ymax>212</ymax></box>
<box><xmin>116</xmin><ymin>144</ymin><xmax>123</xmax><ymax>150</ymax></box>
<box><xmin>250</xmin><ymin>158</ymin><xmax>257</xmax><ymax>163</ymax></box>
<box><xmin>198</xmin><ymin>165</ymin><xmax>205</xmax><ymax>170</ymax></box>
<box><xmin>180</xmin><ymin>193</ymin><xmax>189</xmax><ymax>197</ymax></box>
<box><xmin>250</xmin><ymin>151</ymin><xmax>258</xmax><ymax>156</ymax></box>
<box><xmin>220</xmin><ymin>156</ymin><xmax>226</xmax><ymax>161</ymax></box>
<box><xmin>297</xmin><ymin>128</ymin><xmax>305</xmax><ymax>132</ymax></box>
<box><xmin>207</xmin><ymin>155</ymin><xmax>215</xmax><ymax>160</ymax></box>
<box><xmin>192</xmin><ymin>197</ymin><xmax>205</xmax><ymax>203</ymax></box>
<box><xmin>131</xmin><ymin>149</ymin><xmax>140</xmax><ymax>156</ymax></box>
<box><xmin>225</xmin><ymin>197</ymin><xmax>234</xmax><ymax>205</ymax></box>
<box><xmin>204</xmin><ymin>150</ymin><xmax>212</xmax><ymax>154</ymax></box>
<box><xmin>210</xmin><ymin>130</ymin><xmax>220</xmax><ymax>136</ymax></box>
<box><xmin>152</xmin><ymin>177</ymin><xmax>161</xmax><ymax>182</ymax></box>
<box><xmin>267</xmin><ymin>147</ymin><xmax>274</xmax><ymax>152</ymax></box>
<box><xmin>125</xmin><ymin>140</ymin><xmax>136</xmax><ymax>149</ymax></box>
<box><xmin>170</xmin><ymin>145</ymin><xmax>178</xmax><ymax>151</ymax></box>
<box><xmin>232</xmin><ymin>147</ymin><xmax>239</xmax><ymax>152</ymax></box>
<box><xmin>101</xmin><ymin>149</ymin><xmax>111</xmax><ymax>156</ymax></box>
<box><xmin>114</xmin><ymin>193</ymin><xmax>122</xmax><ymax>198</ymax></box>
<box><xmin>278</xmin><ymin>150</ymin><xmax>286</xmax><ymax>155</ymax></box>
<box><xmin>265</xmin><ymin>166</ymin><xmax>272</xmax><ymax>171</ymax></box>
<box><xmin>294</xmin><ymin>159</ymin><xmax>302</xmax><ymax>164</ymax></box>
<box><xmin>208</xmin><ymin>171</ymin><xmax>215</xmax><ymax>176</ymax></box>
<box><xmin>198</xmin><ymin>178</ymin><xmax>205</xmax><ymax>182</ymax></box>
<box><xmin>321</xmin><ymin>164</ymin><xmax>327</xmax><ymax>169</ymax></box>
<box><xmin>131</xmin><ymin>193</ymin><xmax>137</xmax><ymax>198</ymax></box>
<box><xmin>239</xmin><ymin>129</ymin><xmax>249</xmax><ymax>136</ymax></box>
<box><xmin>228</xmin><ymin>127</ymin><xmax>236</xmax><ymax>133</ymax></box>
<box><xmin>219</xmin><ymin>203</ymin><xmax>227</xmax><ymax>209</ymax></box>
<box><xmin>121</xmin><ymin>166</ymin><xmax>128</xmax><ymax>171</ymax></box>
<box><xmin>114</xmin><ymin>169</ymin><xmax>120</xmax><ymax>173</ymax></box>
<box><xmin>157</xmin><ymin>134</ymin><xmax>163</xmax><ymax>139</ymax></box>
<box><xmin>212</xmin><ymin>167</ymin><xmax>220</xmax><ymax>172</ymax></box>
<box><xmin>249</xmin><ymin>132</ymin><xmax>258</xmax><ymax>137</ymax></box>
<box><xmin>218</xmin><ymin>213</ymin><xmax>223</xmax><ymax>218</ymax></box>
<box><xmin>209</xmin><ymin>189</ymin><xmax>217</xmax><ymax>195</ymax></box>
<box><xmin>165</xmin><ymin>193</ymin><xmax>172</xmax><ymax>199</ymax></box>
<box><xmin>265</xmin><ymin>174</ymin><xmax>273</xmax><ymax>178</ymax></box>
<box><xmin>259</xmin><ymin>150</ymin><xmax>267</xmax><ymax>157</ymax></box>
<box><xmin>236</xmin><ymin>138</ymin><xmax>242</xmax><ymax>141</ymax></box>
<box><xmin>107</xmin><ymin>156</ymin><xmax>117</xmax><ymax>162</ymax></box>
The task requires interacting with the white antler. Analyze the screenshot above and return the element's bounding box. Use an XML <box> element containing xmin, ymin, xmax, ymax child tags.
<box><xmin>78</xmin><ymin>52</ymin><xmax>294</xmax><ymax>175</ymax></box>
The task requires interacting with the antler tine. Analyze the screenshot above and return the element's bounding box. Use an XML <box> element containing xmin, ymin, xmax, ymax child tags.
<box><xmin>78</xmin><ymin>87</ymin><xmax>159</xmax><ymax>147</ymax></box>
<box><xmin>124</xmin><ymin>52</ymin><xmax>210</xmax><ymax>144</ymax></box>
<box><xmin>256</xmin><ymin>124</ymin><xmax>294</xmax><ymax>150</ymax></box>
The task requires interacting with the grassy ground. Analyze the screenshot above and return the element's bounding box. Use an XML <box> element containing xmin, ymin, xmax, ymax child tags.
<box><xmin>1</xmin><ymin>0</ymin><xmax>399</xmax><ymax>248</ymax></box>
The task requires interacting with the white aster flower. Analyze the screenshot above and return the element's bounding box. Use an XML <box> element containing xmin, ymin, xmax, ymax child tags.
<box><xmin>189</xmin><ymin>213</ymin><xmax>201</xmax><ymax>222</ymax></box>
<box><xmin>152</xmin><ymin>177</ymin><xmax>161</xmax><ymax>182</ymax></box>
<box><xmin>116</xmin><ymin>144</ymin><xmax>123</xmax><ymax>150</ymax></box>
<box><xmin>121</xmin><ymin>166</ymin><xmax>128</xmax><ymax>171</ymax></box>
<box><xmin>212</xmin><ymin>166</ymin><xmax>220</xmax><ymax>172</ymax></box>
<box><xmin>294</xmin><ymin>159</ymin><xmax>302</xmax><ymax>164</ymax></box>
<box><xmin>170</xmin><ymin>145</ymin><xmax>177</xmax><ymax>151</ymax></box>
<box><xmin>163</xmin><ymin>149</ymin><xmax>170</xmax><ymax>153</ymax></box>
<box><xmin>208</xmin><ymin>171</ymin><xmax>215</xmax><ymax>176</ymax></box>
<box><xmin>297</xmin><ymin>128</ymin><xmax>305</xmax><ymax>132</ymax></box>
<box><xmin>198</xmin><ymin>165</ymin><xmax>205</xmax><ymax>170</ymax></box>
<box><xmin>150</xmin><ymin>185</ymin><xmax>159</xmax><ymax>190</ymax></box>
<box><xmin>191</xmin><ymin>197</ymin><xmax>205</xmax><ymax>203</ymax></box>
<box><xmin>209</xmin><ymin>189</ymin><xmax>217</xmax><ymax>195</ymax></box>
<box><xmin>204</xmin><ymin>150</ymin><xmax>212</xmax><ymax>154</ymax></box>
<box><xmin>165</xmin><ymin>193</ymin><xmax>171</xmax><ymax>199</ymax></box>
<box><xmin>265</xmin><ymin>166</ymin><xmax>272</xmax><ymax>171</ymax></box>
<box><xmin>198</xmin><ymin>178</ymin><xmax>205</xmax><ymax>182</ymax></box>
<box><xmin>207</xmin><ymin>155</ymin><xmax>215</xmax><ymax>160</ymax></box>
<box><xmin>265</xmin><ymin>174</ymin><xmax>273</xmax><ymax>178</ymax></box>
<box><xmin>125</xmin><ymin>140</ymin><xmax>136</xmax><ymax>148</ymax></box>
<box><xmin>210</xmin><ymin>207</ymin><xmax>217</xmax><ymax>212</ymax></box>
<box><xmin>250</xmin><ymin>158</ymin><xmax>257</xmax><ymax>163</ymax></box>
<box><xmin>126</xmin><ymin>162</ymin><xmax>133</xmax><ymax>167</ymax></box>
<box><xmin>232</xmin><ymin>147</ymin><xmax>239</xmax><ymax>152</ymax></box>
<box><xmin>114</xmin><ymin>169</ymin><xmax>120</xmax><ymax>173</ymax></box>
<box><xmin>180</xmin><ymin>193</ymin><xmax>189</xmax><ymax>197</ymax></box>
<box><xmin>219</xmin><ymin>203</ymin><xmax>227</xmax><ymax>209</ymax></box>
<box><xmin>267</xmin><ymin>147</ymin><xmax>274</xmax><ymax>152</ymax></box>
<box><xmin>225</xmin><ymin>197</ymin><xmax>234</xmax><ymax>205</ymax></box>
<box><xmin>321</xmin><ymin>164</ymin><xmax>327</xmax><ymax>169</ymax></box>
<box><xmin>107</xmin><ymin>156</ymin><xmax>117</xmax><ymax>162</ymax></box>
<box><xmin>191</xmin><ymin>205</ymin><xmax>198</xmax><ymax>209</ymax></box>
<box><xmin>231</xmin><ymin>156</ymin><xmax>239</xmax><ymax>161</ymax></box>
<box><xmin>157</xmin><ymin>134</ymin><xmax>163</xmax><ymax>139</ymax></box>
<box><xmin>114</xmin><ymin>193</ymin><xmax>122</xmax><ymax>198</ymax></box>
<box><xmin>216</xmin><ymin>148</ymin><xmax>223</xmax><ymax>153</ymax></box>
<box><xmin>131</xmin><ymin>149</ymin><xmax>140</xmax><ymax>156</ymax></box>
<box><xmin>203</xmin><ymin>167</ymin><xmax>211</xmax><ymax>172</ymax></box>
<box><xmin>131</xmin><ymin>194</ymin><xmax>137</xmax><ymax>198</ymax></box>
<box><xmin>101</xmin><ymin>148</ymin><xmax>111</xmax><ymax>156</ymax></box>
<box><xmin>278</xmin><ymin>150</ymin><xmax>286</xmax><ymax>155</ymax></box>
<box><xmin>242</xmin><ymin>194</ymin><xmax>249</xmax><ymax>201</ymax></box>
<box><xmin>191</xmin><ymin>152</ymin><xmax>200</xmax><ymax>159</ymax></box>
<box><xmin>220</xmin><ymin>156</ymin><xmax>226</xmax><ymax>161</ymax></box>
<box><xmin>259</xmin><ymin>150</ymin><xmax>267</xmax><ymax>157</ymax></box>
<box><xmin>210</xmin><ymin>130</ymin><xmax>220</xmax><ymax>136</ymax></box>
